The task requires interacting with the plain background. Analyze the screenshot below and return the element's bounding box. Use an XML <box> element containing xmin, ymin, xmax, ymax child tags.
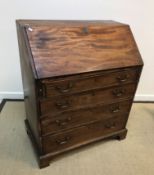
<box><xmin>0</xmin><ymin>0</ymin><xmax>153</xmax><ymax>101</ymax></box>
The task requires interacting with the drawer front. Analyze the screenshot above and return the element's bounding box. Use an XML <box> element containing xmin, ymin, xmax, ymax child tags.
<box><xmin>40</xmin><ymin>83</ymin><xmax>136</xmax><ymax>115</ymax></box>
<box><xmin>41</xmin><ymin>100</ymin><xmax>132</xmax><ymax>136</ymax></box>
<box><xmin>40</xmin><ymin>68</ymin><xmax>139</xmax><ymax>97</ymax></box>
<box><xmin>42</xmin><ymin>116</ymin><xmax>126</xmax><ymax>154</ymax></box>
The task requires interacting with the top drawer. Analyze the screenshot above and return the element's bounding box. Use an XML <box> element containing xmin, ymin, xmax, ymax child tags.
<box><xmin>39</xmin><ymin>68</ymin><xmax>140</xmax><ymax>98</ymax></box>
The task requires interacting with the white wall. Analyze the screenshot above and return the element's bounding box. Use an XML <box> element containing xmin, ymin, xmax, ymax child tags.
<box><xmin>0</xmin><ymin>0</ymin><xmax>153</xmax><ymax>101</ymax></box>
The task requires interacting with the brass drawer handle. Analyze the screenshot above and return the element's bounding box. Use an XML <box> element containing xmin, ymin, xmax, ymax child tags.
<box><xmin>55</xmin><ymin>82</ymin><xmax>73</xmax><ymax>93</ymax></box>
<box><xmin>110</xmin><ymin>105</ymin><xmax>120</xmax><ymax>113</ymax></box>
<box><xmin>117</xmin><ymin>74</ymin><xmax>128</xmax><ymax>82</ymax></box>
<box><xmin>105</xmin><ymin>122</ymin><xmax>116</xmax><ymax>129</ymax></box>
<box><xmin>56</xmin><ymin>136</ymin><xmax>70</xmax><ymax>145</ymax></box>
<box><xmin>55</xmin><ymin>100</ymin><xmax>70</xmax><ymax>109</ymax></box>
<box><xmin>112</xmin><ymin>89</ymin><xmax>125</xmax><ymax>97</ymax></box>
<box><xmin>55</xmin><ymin>117</ymin><xmax>72</xmax><ymax>127</ymax></box>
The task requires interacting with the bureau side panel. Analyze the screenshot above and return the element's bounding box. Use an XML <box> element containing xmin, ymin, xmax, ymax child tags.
<box><xmin>16</xmin><ymin>22</ymin><xmax>42</xmax><ymax>151</ymax></box>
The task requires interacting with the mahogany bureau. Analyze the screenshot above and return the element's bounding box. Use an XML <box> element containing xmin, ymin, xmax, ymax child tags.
<box><xmin>16</xmin><ymin>20</ymin><xmax>143</xmax><ymax>168</ymax></box>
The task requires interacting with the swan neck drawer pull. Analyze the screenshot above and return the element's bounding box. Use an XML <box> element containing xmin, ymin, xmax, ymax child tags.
<box><xmin>110</xmin><ymin>105</ymin><xmax>120</xmax><ymax>113</ymax></box>
<box><xmin>55</xmin><ymin>82</ymin><xmax>73</xmax><ymax>93</ymax></box>
<box><xmin>55</xmin><ymin>100</ymin><xmax>70</xmax><ymax>109</ymax></box>
<box><xmin>105</xmin><ymin>122</ymin><xmax>116</xmax><ymax>129</ymax></box>
<box><xmin>56</xmin><ymin>136</ymin><xmax>70</xmax><ymax>145</ymax></box>
<box><xmin>55</xmin><ymin>117</ymin><xmax>72</xmax><ymax>127</ymax></box>
<box><xmin>112</xmin><ymin>89</ymin><xmax>125</xmax><ymax>97</ymax></box>
<box><xmin>117</xmin><ymin>74</ymin><xmax>128</xmax><ymax>82</ymax></box>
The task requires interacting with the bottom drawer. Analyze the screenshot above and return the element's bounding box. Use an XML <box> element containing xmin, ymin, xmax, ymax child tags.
<box><xmin>42</xmin><ymin>116</ymin><xmax>126</xmax><ymax>154</ymax></box>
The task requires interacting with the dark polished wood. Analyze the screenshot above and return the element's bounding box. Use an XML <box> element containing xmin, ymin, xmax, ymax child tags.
<box><xmin>40</xmin><ymin>83</ymin><xmax>136</xmax><ymax>115</ymax></box>
<box><xmin>40</xmin><ymin>100</ymin><xmax>132</xmax><ymax>136</ymax></box>
<box><xmin>16</xmin><ymin>20</ymin><xmax>143</xmax><ymax>168</ymax></box>
<box><xmin>42</xmin><ymin>115</ymin><xmax>126</xmax><ymax>154</ymax></box>
<box><xmin>24</xmin><ymin>20</ymin><xmax>143</xmax><ymax>79</ymax></box>
<box><xmin>16</xmin><ymin>22</ymin><xmax>42</xmax><ymax>151</ymax></box>
<box><xmin>40</xmin><ymin>67</ymin><xmax>139</xmax><ymax>98</ymax></box>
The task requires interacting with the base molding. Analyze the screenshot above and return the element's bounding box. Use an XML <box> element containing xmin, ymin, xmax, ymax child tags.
<box><xmin>1</xmin><ymin>93</ymin><xmax>154</xmax><ymax>103</ymax></box>
<box><xmin>0</xmin><ymin>91</ymin><xmax>24</xmax><ymax>103</ymax></box>
<box><xmin>134</xmin><ymin>94</ymin><xmax>154</xmax><ymax>101</ymax></box>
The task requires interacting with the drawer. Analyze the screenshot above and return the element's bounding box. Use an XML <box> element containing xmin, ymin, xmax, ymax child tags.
<box><xmin>40</xmin><ymin>100</ymin><xmax>132</xmax><ymax>136</ymax></box>
<box><xmin>39</xmin><ymin>68</ymin><xmax>139</xmax><ymax>98</ymax></box>
<box><xmin>42</xmin><ymin>116</ymin><xmax>126</xmax><ymax>154</ymax></box>
<box><xmin>40</xmin><ymin>83</ymin><xmax>136</xmax><ymax>115</ymax></box>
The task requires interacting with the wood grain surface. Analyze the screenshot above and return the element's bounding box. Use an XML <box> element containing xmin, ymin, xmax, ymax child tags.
<box><xmin>40</xmin><ymin>100</ymin><xmax>132</xmax><ymax>136</ymax></box>
<box><xmin>42</xmin><ymin>115</ymin><xmax>126</xmax><ymax>154</ymax></box>
<box><xmin>40</xmin><ymin>83</ymin><xmax>136</xmax><ymax>115</ymax></box>
<box><xmin>40</xmin><ymin>67</ymin><xmax>139</xmax><ymax>98</ymax></box>
<box><xmin>19</xmin><ymin>20</ymin><xmax>143</xmax><ymax>79</ymax></box>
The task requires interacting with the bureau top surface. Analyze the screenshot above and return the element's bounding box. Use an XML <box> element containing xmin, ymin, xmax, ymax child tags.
<box><xmin>18</xmin><ymin>20</ymin><xmax>143</xmax><ymax>79</ymax></box>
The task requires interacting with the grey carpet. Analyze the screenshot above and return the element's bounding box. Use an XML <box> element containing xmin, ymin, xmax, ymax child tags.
<box><xmin>0</xmin><ymin>102</ymin><xmax>154</xmax><ymax>174</ymax></box>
